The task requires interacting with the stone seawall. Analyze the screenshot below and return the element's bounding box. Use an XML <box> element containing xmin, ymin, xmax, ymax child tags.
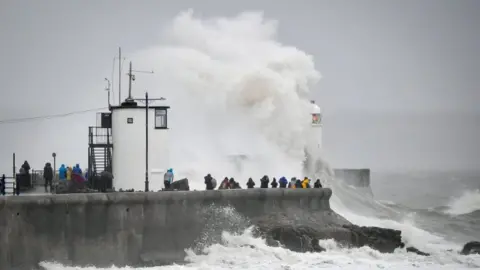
<box><xmin>0</xmin><ymin>188</ymin><xmax>334</xmax><ymax>270</ymax></box>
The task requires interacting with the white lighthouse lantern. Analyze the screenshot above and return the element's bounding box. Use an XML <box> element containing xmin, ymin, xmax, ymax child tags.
<box><xmin>310</xmin><ymin>100</ymin><xmax>322</xmax><ymax>149</ymax></box>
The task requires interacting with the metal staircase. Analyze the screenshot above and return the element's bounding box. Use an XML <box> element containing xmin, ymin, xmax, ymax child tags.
<box><xmin>88</xmin><ymin>126</ymin><xmax>113</xmax><ymax>187</ymax></box>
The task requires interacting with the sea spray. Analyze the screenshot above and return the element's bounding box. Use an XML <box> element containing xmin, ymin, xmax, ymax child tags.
<box><xmin>444</xmin><ymin>189</ymin><xmax>480</xmax><ymax>216</ymax></box>
<box><xmin>128</xmin><ymin>10</ymin><xmax>321</xmax><ymax>191</ymax></box>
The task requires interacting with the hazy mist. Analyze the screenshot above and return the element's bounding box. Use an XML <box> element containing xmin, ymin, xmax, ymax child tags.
<box><xmin>0</xmin><ymin>0</ymin><xmax>479</xmax><ymax>174</ymax></box>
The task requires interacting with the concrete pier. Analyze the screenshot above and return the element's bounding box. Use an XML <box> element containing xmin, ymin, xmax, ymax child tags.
<box><xmin>0</xmin><ymin>188</ymin><xmax>333</xmax><ymax>270</ymax></box>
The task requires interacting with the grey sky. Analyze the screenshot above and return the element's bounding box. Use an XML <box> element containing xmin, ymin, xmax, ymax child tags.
<box><xmin>0</xmin><ymin>0</ymin><xmax>479</xmax><ymax>173</ymax></box>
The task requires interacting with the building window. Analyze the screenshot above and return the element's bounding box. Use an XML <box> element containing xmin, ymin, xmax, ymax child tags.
<box><xmin>155</xmin><ymin>109</ymin><xmax>167</xmax><ymax>129</ymax></box>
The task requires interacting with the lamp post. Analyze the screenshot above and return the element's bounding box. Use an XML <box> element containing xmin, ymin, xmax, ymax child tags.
<box><xmin>134</xmin><ymin>92</ymin><xmax>165</xmax><ymax>192</ymax></box>
<box><xmin>52</xmin><ymin>152</ymin><xmax>56</xmax><ymax>181</ymax></box>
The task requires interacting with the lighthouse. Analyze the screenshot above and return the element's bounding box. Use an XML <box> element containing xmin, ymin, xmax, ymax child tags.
<box><xmin>303</xmin><ymin>100</ymin><xmax>323</xmax><ymax>178</ymax></box>
<box><xmin>310</xmin><ymin>100</ymin><xmax>322</xmax><ymax>149</ymax></box>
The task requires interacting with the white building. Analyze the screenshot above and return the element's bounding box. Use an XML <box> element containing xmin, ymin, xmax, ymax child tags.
<box><xmin>88</xmin><ymin>98</ymin><xmax>170</xmax><ymax>191</ymax></box>
<box><xmin>111</xmin><ymin>99</ymin><xmax>170</xmax><ymax>191</ymax></box>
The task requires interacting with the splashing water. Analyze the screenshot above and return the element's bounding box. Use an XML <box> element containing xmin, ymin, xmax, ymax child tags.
<box><xmin>36</xmin><ymin>10</ymin><xmax>480</xmax><ymax>270</ymax></box>
<box><xmin>444</xmin><ymin>189</ymin><xmax>480</xmax><ymax>216</ymax></box>
<box><xmin>40</xmin><ymin>229</ymin><xmax>480</xmax><ymax>270</ymax></box>
<box><xmin>127</xmin><ymin>10</ymin><xmax>321</xmax><ymax>191</ymax></box>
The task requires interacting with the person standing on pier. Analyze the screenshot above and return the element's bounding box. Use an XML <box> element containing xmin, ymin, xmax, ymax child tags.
<box><xmin>164</xmin><ymin>168</ymin><xmax>174</xmax><ymax>190</ymax></box>
<box><xmin>66</xmin><ymin>166</ymin><xmax>72</xmax><ymax>181</ymax></box>
<box><xmin>271</xmin><ymin>177</ymin><xmax>278</xmax><ymax>188</ymax></box>
<box><xmin>289</xmin><ymin>177</ymin><xmax>297</xmax><ymax>188</ymax></box>
<box><xmin>260</xmin><ymin>175</ymin><xmax>269</xmax><ymax>188</ymax></box>
<box><xmin>246</xmin><ymin>178</ymin><xmax>255</xmax><ymax>188</ymax></box>
<box><xmin>43</xmin><ymin>162</ymin><xmax>54</xmax><ymax>193</ymax></box>
<box><xmin>58</xmin><ymin>164</ymin><xmax>67</xmax><ymax>181</ymax></box>
<box><xmin>204</xmin><ymin>174</ymin><xmax>215</xmax><ymax>190</ymax></box>
<box><xmin>279</xmin><ymin>177</ymin><xmax>288</xmax><ymax>188</ymax></box>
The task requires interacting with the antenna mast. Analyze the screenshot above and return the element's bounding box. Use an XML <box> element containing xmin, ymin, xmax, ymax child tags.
<box><xmin>123</xmin><ymin>61</ymin><xmax>154</xmax><ymax>103</ymax></box>
<box><xmin>118</xmin><ymin>47</ymin><xmax>122</xmax><ymax>105</ymax></box>
<box><xmin>127</xmin><ymin>61</ymin><xmax>134</xmax><ymax>101</ymax></box>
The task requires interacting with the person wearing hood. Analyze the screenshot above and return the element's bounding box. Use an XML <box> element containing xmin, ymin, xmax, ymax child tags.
<box><xmin>271</xmin><ymin>177</ymin><xmax>278</xmax><ymax>188</ymax></box>
<box><xmin>219</xmin><ymin>177</ymin><xmax>230</xmax><ymax>189</ymax></box>
<box><xmin>204</xmin><ymin>174</ymin><xmax>215</xmax><ymax>190</ymax></box>
<box><xmin>260</xmin><ymin>175</ymin><xmax>269</xmax><ymax>188</ymax></box>
<box><xmin>230</xmin><ymin>178</ymin><xmax>241</xmax><ymax>189</ymax></box>
<box><xmin>72</xmin><ymin>164</ymin><xmax>82</xmax><ymax>175</ymax></box>
<box><xmin>43</xmin><ymin>162</ymin><xmax>54</xmax><ymax>193</ymax></box>
<box><xmin>228</xmin><ymin>178</ymin><xmax>238</xmax><ymax>189</ymax></box>
<box><xmin>314</xmin><ymin>179</ymin><xmax>322</xmax><ymax>188</ymax></box>
<box><xmin>301</xmin><ymin>177</ymin><xmax>311</xmax><ymax>188</ymax></box>
<box><xmin>59</xmin><ymin>164</ymin><xmax>67</xmax><ymax>181</ymax></box>
<box><xmin>295</xmin><ymin>178</ymin><xmax>303</xmax><ymax>188</ymax></box>
<box><xmin>22</xmin><ymin>161</ymin><xmax>31</xmax><ymax>174</ymax></box>
<box><xmin>279</xmin><ymin>177</ymin><xmax>288</xmax><ymax>188</ymax></box>
<box><xmin>164</xmin><ymin>168</ymin><xmax>174</xmax><ymax>190</ymax></box>
<box><xmin>289</xmin><ymin>177</ymin><xmax>297</xmax><ymax>189</ymax></box>
<box><xmin>246</xmin><ymin>178</ymin><xmax>255</xmax><ymax>189</ymax></box>
<box><xmin>67</xmin><ymin>167</ymin><xmax>72</xmax><ymax>181</ymax></box>
<box><xmin>21</xmin><ymin>160</ymin><xmax>31</xmax><ymax>189</ymax></box>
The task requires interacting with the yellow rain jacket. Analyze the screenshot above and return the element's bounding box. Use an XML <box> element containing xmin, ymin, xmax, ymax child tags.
<box><xmin>66</xmin><ymin>167</ymin><xmax>72</xmax><ymax>180</ymax></box>
<box><xmin>301</xmin><ymin>178</ymin><xmax>310</xmax><ymax>188</ymax></box>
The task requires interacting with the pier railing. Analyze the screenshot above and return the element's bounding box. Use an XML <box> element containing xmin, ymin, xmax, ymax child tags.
<box><xmin>2</xmin><ymin>176</ymin><xmax>15</xmax><ymax>195</ymax></box>
<box><xmin>89</xmin><ymin>126</ymin><xmax>112</xmax><ymax>146</ymax></box>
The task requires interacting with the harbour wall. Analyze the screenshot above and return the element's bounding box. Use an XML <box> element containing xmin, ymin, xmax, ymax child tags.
<box><xmin>0</xmin><ymin>188</ymin><xmax>333</xmax><ymax>270</ymax></box>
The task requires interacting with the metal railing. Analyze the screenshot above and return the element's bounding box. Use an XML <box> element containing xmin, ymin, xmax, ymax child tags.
<box><xmin>1</xmin><ymin>176</ymin><xmax>16</xmax><ymax>195</ymax></box>
<box><xmin>89</xmin><ymin>126</ymin><xmax>112</xmax><ymax>145</ymax></box>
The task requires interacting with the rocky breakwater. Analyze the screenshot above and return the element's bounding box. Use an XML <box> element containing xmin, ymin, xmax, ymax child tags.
<box><xmin>1</xmin><ymin>188</ymin><xmax>428</xmax><ymax>269</ymax></box>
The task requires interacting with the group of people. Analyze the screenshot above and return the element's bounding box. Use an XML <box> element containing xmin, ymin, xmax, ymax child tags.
<box><xmin>163</xmin><ymin>169</ymin><xmax>323</xmax><ymax>191</ymax></box>
<box><xmin>43</xmin><ymin>163</ymin><xmax>86</xmax><ymax>193</ymax></box>
<box><xmin>203</xmin><ymin>174</ymin><xmax>323</xmax><ymax>190</ymax></box>
<box><xmin>57</xmin><ymin>164</ymin><xmax>85</xmax><ymax>181</ymax></box>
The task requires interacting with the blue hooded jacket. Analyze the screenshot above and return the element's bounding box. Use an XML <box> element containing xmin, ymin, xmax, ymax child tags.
<box><xmin>279</xmin><ymin>177</ymin><xmax>288</xmax><ymax>185</ymax></box>
<box><xmin>59</xmin><ymin>165</ymin><xmax>67</xmax><ymax>180</ymax></box>
<box><xmin>72</xmin><ymin>164</ymin><xmax>82</xmax><ymax>174</ymax></box>
<box><xmin>164</xmin><ymin>168</ymin><xmax>174</xmax><ymax>183</ymax></box>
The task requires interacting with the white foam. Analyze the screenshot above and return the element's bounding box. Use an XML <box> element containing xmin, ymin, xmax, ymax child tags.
<box><xmin>444</xmin><ymin>189</ymin><xmax>480</xmax><ymax>216</ymax></box>
<box><xmin>39</xmin><ymin>229</ymin><xmax>480</xmax><ymax>270</ymax></box>
<box><xmin>130</xmin><ymin>10</ymin><xmax>320</xmax><ymax>189</ymax></box>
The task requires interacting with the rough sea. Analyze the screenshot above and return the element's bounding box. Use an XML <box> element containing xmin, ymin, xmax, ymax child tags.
<box><xmin>31</xmin><ymin>10</ymin><xmax>480</xmax><ymax>270</ymax></box>
<box><xmin>40</xmin><ymin>170</ymin><xmax>480</xmax><ymax>270</ymax></box>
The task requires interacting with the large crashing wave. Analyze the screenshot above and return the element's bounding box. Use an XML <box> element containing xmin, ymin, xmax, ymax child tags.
<box><xmin>129</xmin><ymin>10</ymin><xmax>321</xmax><ymax>191</ymax></box>
<box><xmin>444</xmin><ymin>189</ymin><xmax>480</xmax><ymax>216</ymax></box>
